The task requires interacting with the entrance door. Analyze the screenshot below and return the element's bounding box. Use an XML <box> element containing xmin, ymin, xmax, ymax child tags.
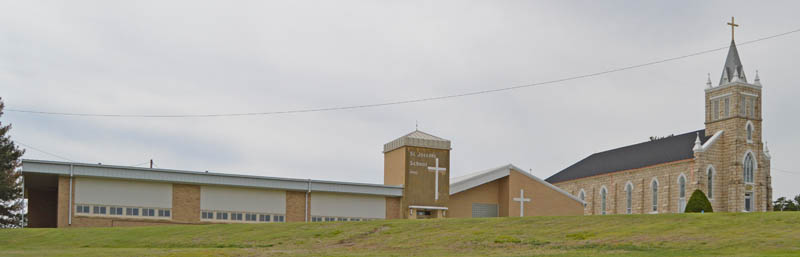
<box><xmin>744</xmin><ymin>192</ymin><xmax>753</xmax><ymax>212</ymax></box>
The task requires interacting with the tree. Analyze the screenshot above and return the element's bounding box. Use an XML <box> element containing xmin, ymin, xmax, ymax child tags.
<box><xmin>773</xmin><ymin>195</ymin><xmax>800</xmax><ymax>211</ymax></box>
<box><xmin>684</xmin><ymin>190</ymin><xmax>713</xmax><ymax>213</ymax></box>
<box><xmin>0</xmin><ymin>97</ymin><xmax>26</xmax><ymax>227</ymax></box>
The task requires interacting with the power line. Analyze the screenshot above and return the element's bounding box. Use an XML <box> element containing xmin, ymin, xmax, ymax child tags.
<box><xmin>7</xmin><ymin>27</ymin><xmax>800</xmax><ymax>119</ymax></box>
<box><xmin>14</xmin><ymin>141</ymin><xmax>77</xmax><ymax>162</ymax></box>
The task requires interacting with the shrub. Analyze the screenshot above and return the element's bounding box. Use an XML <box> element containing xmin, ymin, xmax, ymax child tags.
<box><xmin>685</xmin><ymin>190</ymin><xmax>713</xmax><ymax>213</ymax></box>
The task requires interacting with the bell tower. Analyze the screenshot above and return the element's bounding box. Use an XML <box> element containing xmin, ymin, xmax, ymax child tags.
<box><xmin>383</xmin><ymin>130</ymin><xmax>451</xmax><ymax>219</ymax></box>
<box><xmin>704</xmin><ymin>17</ymin><xmax>772</xmax><ymax>212</ymax></box>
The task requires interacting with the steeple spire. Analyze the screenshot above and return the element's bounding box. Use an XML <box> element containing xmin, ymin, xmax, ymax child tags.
<box><xmin>719</xmin><ymin>18</ymin><xmax>747</xmax><ymax>86</ymax></box>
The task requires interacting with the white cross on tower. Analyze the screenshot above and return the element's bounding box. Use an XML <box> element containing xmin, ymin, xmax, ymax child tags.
<box><xmin>513</xmin><ymin>189</ymin><xmax>531</xmax><ymax>216</ymax></box>
<box><xmin>427</xmin><ymin>157</ymin><xmax>447</xmax><ymax>201</ymax></box>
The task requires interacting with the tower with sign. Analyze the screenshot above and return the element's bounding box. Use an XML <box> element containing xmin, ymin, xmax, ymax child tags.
<box><xmin>384</xmin><ymin>130</ymin><xmax>451</xmax><ymax>219</ymax></box>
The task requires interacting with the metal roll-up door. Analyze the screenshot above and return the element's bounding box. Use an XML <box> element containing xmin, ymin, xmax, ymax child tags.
<box><xmin>471</xmin><ymin>203</ymin><xmax>498</xmax><ymax>217</ymax></box>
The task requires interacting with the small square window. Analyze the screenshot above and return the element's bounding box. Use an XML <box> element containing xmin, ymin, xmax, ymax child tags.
<box><xmin>110</xmin><ymin>207</ymin><xmax>123</xmax><ymax>215</ymax></box>
<box><xmin>93</xmin><ymin>206</ymin><xmax>107</xmax><ymax>215</ymax></box>
<box><xmin>259</xmin><ymin>214</ymin><xmax>271</xmax><ymax>222</ymax></box>
<box><xmin>275</xmin><ymin>215</ymin><xmax>284</xmax><ymax>222</ymax></box>
<box><xmin>76</xmin><ymin>205</ymin><xmax>90</xmax><ymax>213</ymax></box>
<box><xmin>216</xmin><ymin>212</ymin><xmax>228</xmax><ymax>220</ymax></box>
<box><xmin>202</xmin><ymin>211</ymin><xmax>213</xmax><ymax>219</ymax></box>
<box><xmin>245</xmin><ymin>213</ymin><xmax>257</xmax><ymax>221</ymax></box>
<box><xmin>158</xmin><ymin>209</ymin><xmax>171</xmax><ymax>217</ymax></box>
<box><xmin>231</xmin><ymin>213</ymin><xmax>243</xmax><ymax>221</ymax></box>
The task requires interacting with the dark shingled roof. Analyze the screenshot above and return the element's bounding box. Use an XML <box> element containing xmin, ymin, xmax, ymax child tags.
<box><xmin>546</xmin><ymin>130</ymin><xmax>710</xmax><ymax>184</ymax></box>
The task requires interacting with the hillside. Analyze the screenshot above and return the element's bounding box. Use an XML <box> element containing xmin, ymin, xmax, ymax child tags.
<box><xmin>1</xmin><ymin>212</ymin><xmax>799</xmax><ymax>256</ymax></box>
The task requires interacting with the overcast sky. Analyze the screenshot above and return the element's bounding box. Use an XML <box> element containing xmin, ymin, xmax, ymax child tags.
<box><xmin>2</xmin><ymin>1</ymin><xmax>798</xmax><ymax>200</ymax></box>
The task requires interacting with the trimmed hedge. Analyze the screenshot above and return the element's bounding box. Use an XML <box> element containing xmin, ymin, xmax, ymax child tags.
<box><xmin>685</xmin><ymin>189</ymin><xmax>713</xmax><ymax>213</ymax></box>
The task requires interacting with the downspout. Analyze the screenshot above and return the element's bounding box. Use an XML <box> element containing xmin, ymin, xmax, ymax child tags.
<box><xmin>305</xmin><ymin>179</ymin><xmax>311</xmax><ymax>222</ymax></box>
<box><xmin>68</xmin><ymin>164</ymin><xmax>73</xmax><ymax>226</ymax></box>
<box><xmin>20</xmin><ymin>174</ymin><xmax>24</xmax><ymax>228</ymax></box>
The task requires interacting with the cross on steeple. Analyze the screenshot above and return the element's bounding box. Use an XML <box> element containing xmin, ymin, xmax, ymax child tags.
<box><xmin>727</xmin><ymin>16</ymin><xmax>739</xmax><ymax>40</ymax></box>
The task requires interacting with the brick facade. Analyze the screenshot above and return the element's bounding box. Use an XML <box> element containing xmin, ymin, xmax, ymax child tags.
<box><xmin>554</xmin><ymin>82</ymin><xmax>772</xmax><ymax>215</ymax></box>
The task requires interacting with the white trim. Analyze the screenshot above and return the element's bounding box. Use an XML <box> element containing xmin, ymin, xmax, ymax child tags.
<box><xmin>741</xmin><ymin>92</ymin><xmax>760</xmax><ymax>97</ymax></box>
<box><xmin>745</xmin><ymin>121</ymin><xmax>754</xmax><ymax>144</ymax></box>
<box><xmin>677</xmin><ymin>173</ymin><xmax>687</xmax><ymax>213</ymax></box>
<box><xmin>408</xmin><ymin>205</ymin><xmax>448</xmax><ymax>210</ymax></box>
<box><xmin>449</xmin><ymin>164</ymin><xmax>585</xmax><ymax>205</ymax></box>
<box><xmin>706</xmin><ymin>165</ymin><xmax>715</xmax><ymax>200</ymax></box>
<box><xmin>21</xmin><ymin>159</ymin><xmax>403</xmax><ymax>197</ymax></box>
<box><xmin>709</xmin><ymin>92</ymin><xmax>732</xmax><ymax>100</ymax></box>
<box><xmin>698</xmin><ymin>130</ymin><xmax>724</xmax><ymax>152</ymax></box>
<box><xmin>624</xmin><ymin>181</ymin><xmax>634</xmax><ymax>214</ymax></box>
<box><xmin>599</xmin><ymin>185</ymin><xmax>608</xmax><ymax>215</ymax></box>
<box><xmin>650</xmin><ymin>177</ymin><xmax>659</xmax><ymax>214</ymax></box>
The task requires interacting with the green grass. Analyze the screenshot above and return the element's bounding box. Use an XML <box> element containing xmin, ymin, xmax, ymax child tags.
<box><xmin>1</xmin><ymin>212</ymin><xmax>799</xmax><ymax>256</ymax></box>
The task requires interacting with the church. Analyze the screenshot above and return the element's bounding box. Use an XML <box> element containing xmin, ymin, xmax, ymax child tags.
<box><xmin>21</xmin><ymin>130</ymin><xmax>582</xmax><ymax>228</ymax></box>
<box><xmin>546</xmin><ymin>19</ymin><xmax>772</xmax><ymax>215</ymax></box>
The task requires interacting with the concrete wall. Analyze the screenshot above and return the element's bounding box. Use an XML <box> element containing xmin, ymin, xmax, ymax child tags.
<box><xmin>311</xmin><ymin>192</ymin><xmax>386</xmax><ymax>219</ymax></box>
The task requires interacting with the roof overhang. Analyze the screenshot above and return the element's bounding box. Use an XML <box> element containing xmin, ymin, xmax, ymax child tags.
<box><xmin>450</xmin><ymin>164</ymin><xmax>585</xmax><ymax>205</ymax></box>
<box><xmin>21</xmin><ymin>159</ymin><xmax>403</xmax><ymax>197</ymax></box>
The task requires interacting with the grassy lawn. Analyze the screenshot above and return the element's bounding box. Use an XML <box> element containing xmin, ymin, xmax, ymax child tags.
<box><xmin>1</xmin><ymin>212</ymin><xmax>799</xmax><ymax>256</ymax></box>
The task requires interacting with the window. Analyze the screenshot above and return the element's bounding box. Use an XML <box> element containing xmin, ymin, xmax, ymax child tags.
<box><xmin>259</xmin><ymin>214</ymin><xmax>271</xmax><ymax>222</ymax></box>
<box><xmin>274</xmin><ymin>215</ymin><xmax>284</xmax><ymax>222</ymax></box>
<box><xmin>245</xmin><ymin>213</ymin><xmax>257</xmax><ymax>221</ymax></box>
<box><xmin>679</xmin><ymin>175</ymin><xmax>687</xmax><ymax>213</ymax></box>
<box><xmin>110</xmin><ymin>207</ymin><xmax>123</xmax><ymax>215</ymax></box>
<box><xmin>707</xmin><ymin>167</ymin><xmax>714</xmax><ymax>200</ymax></box>
<box><xmin>93</xmin><ymin>206</ymin><xmax>107</xmax><ymax>215</ymax></box>
<box><xmin>231</xmin><ymin>213</ymin><xmax>243</xmax><ymax>221</ymax></box>
<box><xmin>713</xmin><ymin>99</ymin><xmax>720</xmax><ymax>120</ymax></box>
<box><xmin>158</xmin><ymin>209</ymin><xmax>171</xmax><ymax>217</ymax></box>
<box><xmin>311</xmin><ymin>216</ymin><xmax>322</xmax><ymax>222</ymax></box>
<box><xmin>724</xmin><ymin>97</ymin><xmax>730</xmax><ymax>117</ymax></box>
<box><xmin>749</xmin><ymin>98</ymin><xmax>756</xmax><ymax>118</ymax></box>
<box><xmin>740</xmin><ymin>96</ymin><xmax>746</xmax><ymax>116</ymax></box>
<box><xmin>142</xmin><ymin>208</ymin><xmax>155</xmax><ymax>217</ymax></box>
<box><xmin>600</xmin><ymin>187</ymin><xmax>607</xmax><ymax>215</ymax></box>
<box><xmin>746</xmin><ymin>123</ymin><xmax>754</xmax><ymax>142</ymax></box>
<box><xmin>744</xmin><ymin>192</ymin><xmax>753</xmax><ymax>212</ymax></box>
<box><xmin>126</xmin><ymin>207</ymin><xmax>139</xmax><ymax>216</ymax></box>
<box><xmin>579</xmin><ymin>190</ymin><xmax>586</xmax><ymax>207</ymax></box>
<box><xmin>744</xmin><ymin>153</ymin><xmax>755</xmax><ymax>184</ymax></box>
<box><xmin>202</xmin><ymin>211</ymin><xmax>213</xmax><ymax>219</ymax></box>
<box><xmin>651</xmin><ymin>180</ymin><xmax>659</xmax><ymax>213</ymax></box>
<box><xmin>216</xmin><ymin>212</ymin><xmax>228</xmax><ymax>220</ymax></box>
<box><xmin>625</xmin><ymin>183</ymin><xmax>633</xmax><ymax>214</ymax></box>
<box><xmin>352</xmin><ymin>218</ymin><xmax>361</xmax><ymax>221</ymax></box>
<box><xmin>76</xmin><ymin>205</ymin><xmax>90</xmax><ymax>214</ymax></box>
<box><xmin>325</xmin><ymin>217</ymin><xmax>334</xmax><ymax>222</ymax></box>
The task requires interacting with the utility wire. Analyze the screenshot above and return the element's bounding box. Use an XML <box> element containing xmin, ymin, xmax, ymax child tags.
<box><xmin>6</xmin><ymin>27</ymin><xmax>800</xmax><ymax>118</ymax></box>
<box><xmin>14</xmin><ymin>141</ymin><xmax>77</xmax><ymax>162</ymax></box>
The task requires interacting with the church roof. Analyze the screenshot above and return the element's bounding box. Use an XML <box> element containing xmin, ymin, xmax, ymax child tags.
<box><xmin>383</xmin><ymin>130</ymin><xmax>451</xmax><ymax>153</ymax></box>
<box><xmin>719</xmin><ymin>40</ymin><xmax>747</xmax><ymax>85</ymax></box>
<box><xmin>545</xmin><ymin>129</ymin><xmax>711</xmax><ymax>184</ymax></box>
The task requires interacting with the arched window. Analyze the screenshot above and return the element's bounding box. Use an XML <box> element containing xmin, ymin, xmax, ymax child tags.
<box><xmin>625</xmin><ymin>183</ymin><xmax>633</xmax><ymax>214</ymax></box>
<box><xmin>600</xmin><ymin>187</ymin><xmax>607</xmax><ymax>215</ymax></box>
<box><xmin>678</xmin><ymin>175</ymin><xmax>687</xmax><ymax>213</ymax></box>
<box><xmin>744</xmin><ymin>153</ymin><xmax>755</xmax><ymax>184</ymax></box>
<box><xmin>707</xmin><ymin>166</ymin><xmax>714</xmax><ymax>199</ymax></box>
<box><xmin>651</xmin><ymin>179</ymin><xmax>659</xmax><ymax>213</ymax></box>
<box><xmin>578</xmin><ymin>189</ymin><xmax>586</xmax><ymax>207</ymax></box>
<box><xmin>746</xmin><ymin>122</ymin><xmax>754</xmax><ymax>142</ymax></box>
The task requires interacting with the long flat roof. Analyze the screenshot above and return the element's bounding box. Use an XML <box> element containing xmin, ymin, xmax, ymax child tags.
<box><xmin>21</xmin><ymin>159</ymin><xmax>403</xmax><ymax>197</ymax></box>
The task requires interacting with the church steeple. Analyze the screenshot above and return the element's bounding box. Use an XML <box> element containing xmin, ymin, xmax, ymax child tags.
<box><xmin>719</xmin><ymin>17</ymin><xmax>747</xmax><ymax>86</ymax></box>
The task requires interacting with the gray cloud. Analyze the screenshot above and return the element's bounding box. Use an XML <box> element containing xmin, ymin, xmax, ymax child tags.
<box><xmin>2</xmin><ymin>0</ymin><xmax>798</xmax><ymax>199</ymax></box>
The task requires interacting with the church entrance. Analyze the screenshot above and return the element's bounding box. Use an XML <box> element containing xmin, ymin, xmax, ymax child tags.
<box><xmin>408</xmin><ymin>205</ymin><xmax>448</xmax><ymax>219</ymax></box>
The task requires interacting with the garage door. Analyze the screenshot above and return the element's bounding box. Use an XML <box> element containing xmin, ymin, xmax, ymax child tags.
<box><xmin>471</xmin><ymin>203</ymin><xmax>498</xmax><ymax>217</ymax></box>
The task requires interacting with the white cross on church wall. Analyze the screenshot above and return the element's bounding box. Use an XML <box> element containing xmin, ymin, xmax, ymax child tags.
<box><xmin>513</xmin><ymin>189</ymin><xmax>531</xmax><ymax>216</ymax></box>
<box><xmin>427</xmin><ymin>157</ymin><xmax>447</xmax><ymax>201</ymax></box>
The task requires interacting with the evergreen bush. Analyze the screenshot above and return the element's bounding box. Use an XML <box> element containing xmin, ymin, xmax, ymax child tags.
<box><xmin>685</xmin><ymin>189</ymin><xmax>713</xmax><ymax>213</ymax></box>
